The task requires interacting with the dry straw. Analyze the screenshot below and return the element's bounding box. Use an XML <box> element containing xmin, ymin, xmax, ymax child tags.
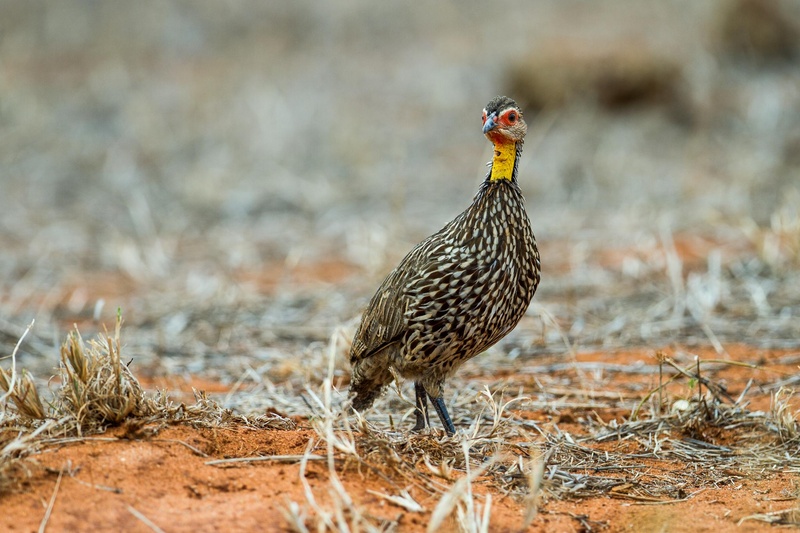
<box><xmin>57</xmin><ymin>317</ymin><xmax>151</xmax><ymax>433</ymax></box>
<box><xmin>0</xmin><ymin>313</ymin><xmax>285</xmax><ymax>494</ymax></box>
<box><xmin>1</xmin><ymin>315</ymin><xmax>798</xmax><ymax>531</ymax></box>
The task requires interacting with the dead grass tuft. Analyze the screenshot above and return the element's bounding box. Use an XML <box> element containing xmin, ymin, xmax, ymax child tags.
<box><xmin>0</xmin><ymin>314</ymin><xmax>287</xmax><ymax>495</ymax></box>
<box><xmin>0</xmin><ymin>368</ymin><xmax>46</xmax><ymax>421</ymax></box>
<box><xmin>770</xmin><ymin>387</ymin><xmax>799</xmax><ymax>443</ymax></box>
<box><xmin>56</xmin><ymin>316</ymin><xmax>152</xmax><ymax>433</ymax></box>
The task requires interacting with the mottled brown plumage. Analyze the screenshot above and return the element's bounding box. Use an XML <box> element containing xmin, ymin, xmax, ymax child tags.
<box><xmin>349</xmin><ymin>96</ymin><xmax>540</xmax><ymax>435</ymax></box>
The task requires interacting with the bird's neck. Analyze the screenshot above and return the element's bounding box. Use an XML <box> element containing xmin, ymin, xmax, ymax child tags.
<box><xmin>489</xmin><ymin>141</ymin><xmax>520</xmax><ymax>182</ymax></box>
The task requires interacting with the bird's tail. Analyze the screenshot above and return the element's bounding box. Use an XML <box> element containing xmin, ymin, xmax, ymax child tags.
<box><xmin>349</xmin><ymin>380</ymin><xmax>386</xmax><ymax>412</ymax></box>
<box><xmin>349</xmin><ymin>356</ymin><xmax>393</xmax><ymax>411</ymax></box>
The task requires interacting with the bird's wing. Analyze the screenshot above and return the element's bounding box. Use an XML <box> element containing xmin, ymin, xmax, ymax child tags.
<box><xmin>350</xmin><ymin>224</ymin><xmax>480</xmax><ymax>363</ymax></box>
<box><xmin>349</xmin><ymin>249</ymin><xmax>421</xmax><ymax>363</ymax></box>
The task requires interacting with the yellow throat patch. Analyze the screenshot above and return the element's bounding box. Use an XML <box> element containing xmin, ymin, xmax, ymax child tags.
<box><xmin>489</xmin><ymin>142</ymin><xmax>516</xmax><ymax>181</ymax></box>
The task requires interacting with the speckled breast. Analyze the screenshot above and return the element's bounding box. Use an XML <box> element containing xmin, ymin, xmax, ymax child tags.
<box><xmin>400</xmin><ymin>180</ymin><xmax>540</xmax><ymax>372</ymax></box>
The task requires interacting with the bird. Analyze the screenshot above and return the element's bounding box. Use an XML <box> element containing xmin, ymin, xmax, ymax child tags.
<box><xmin>349</xmin><ymin>96</ymin><xmax>540</xmax><ymax>435</ymax></box>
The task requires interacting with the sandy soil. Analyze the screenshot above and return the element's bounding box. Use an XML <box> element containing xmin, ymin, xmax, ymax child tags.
<box><xmin>2</xmin><ymin>342</ymin><xmax>797</xmax><ymax>533</ymax></box>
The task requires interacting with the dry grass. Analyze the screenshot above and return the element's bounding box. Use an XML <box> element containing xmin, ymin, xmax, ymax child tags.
<box><xmin>57</xmin><ymin>314</ymin><xmax>153</xmax><ymax>432</ymax></box>
<box><xmin>279</xmin><ymin>327</ymin><xmax>800</xmax><ymax>531</ymax></box>
<box><xmin>0</xmin><ymin>313</ymin><xmax>292</xmax><ymax>495</ymax></box>
<box><xmin>0</xmin><ymin>267</ymin><xmax>797</xmax><ymax>530</ymax></box>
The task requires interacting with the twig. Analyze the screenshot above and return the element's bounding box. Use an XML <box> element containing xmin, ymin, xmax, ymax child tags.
<box><xmin>206</xmin><ymin>454</ymin><xmax>326</xmax><ymax>466</ymax></box>
<box><xmin>735</xmin><ymin>379</ymin><xmax>753</xmax><ymax>406</ymax></box>
<box><xmin>627</xmin><ymin>488</ymin><xmax>706</xmax><ymax>505</ymax></box>
<box><xmin>126</xmin><ymin>505</ymin><xmax>166</xmax><ymax>533</ymax></box>
<box><xmin>0</xmin><ymin>317</ymin><xmax>49</xmax><ymax>357</ymax></box>
<box><xmin>366</xmin><ymin>489</ymin><xmax>425</xmax><ymax>513</ymax></box>
<box><xmin>152</xmin><ymin>438</ymin><xmax>209</xmax><ymax>458</ymax></box>
<box><xmin>658</xmin><ymin>354</ymin><xmax>663</xmax><ymax>415</ymax></box>
<box><xmin>297</xmin><ymin>438</ymin><xmax>337</xmax><ymax>531</ymax></box>
<box><xmin>41</xmin><ymin>437</ymin><xmax>120</xmax><ymax>446</ymax></box>
<box><xmin>0</xmin><ymin>319</ymin><xmax>34</xmax><ymax>405</ymax></box>
<box><xmin>738</xmin><ymin>507</ymin><xmax>800</xmax><ymax>526</ymax></box>
<box><xmin>70</xmin><ymin>477</ymin><xmax>122</xmax><ymax>493</ymax></box>
<box><xmin>521</xmin><ymin>362</ymin><xmax>667</xmax><ymax>375</ymax></box>
<box><xmin>696</xmin><ymin>356</ymin><xmax>702</xmax><ymax>404</ymax></box>
<box><xmin>38</xmin><ymin>467</ymin><xmax>63</xmax><ymax>533</ymax></box>
<box><xmin>540</xmin><ymin>387</ymin><xmax>641</xmax><ymax>400</ymax></box>
<box><xmin>660</xmin><ymin>356</ymin><xmax>737</xmax><ymax>404</ymax></box>
<box><xmin>523</xmin><ymin>452</ymin><xmax>545</xmax><ymax>528</ymax></box>
<box><xmin>699</xmin><ymin>322</ymin><xmax>726</xmax><ymax>356</ymax></box>
<box><xmin>631</xmin><ymin>371</ymin><xmax>684</xmax><ymax>419</ymax></box>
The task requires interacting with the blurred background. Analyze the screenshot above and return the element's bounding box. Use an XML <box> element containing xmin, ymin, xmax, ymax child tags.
<box><xmin>1</xmin><ymin>1</ymin><xmax>799</xmax><ymax>392</ymax></box>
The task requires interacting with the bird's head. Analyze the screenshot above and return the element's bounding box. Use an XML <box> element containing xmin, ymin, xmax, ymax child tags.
<box><xmin>481</xmin><ymin>96</ymin><xmax>527</xmax><ymax>145</ymax></box>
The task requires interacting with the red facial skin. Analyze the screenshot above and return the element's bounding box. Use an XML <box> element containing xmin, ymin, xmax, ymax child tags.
<box><xmin>482</xmin><ymin>108</ymin><xmax>520</xmax><ymax>146</ymax></box>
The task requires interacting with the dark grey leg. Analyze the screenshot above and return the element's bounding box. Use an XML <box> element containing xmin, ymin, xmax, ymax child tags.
<box><xmin>431</xmin><ymin>395</ymin><xmax>456</xmax><ymax>436</ymax></box>
<box><xmin>412</xmin><ymin>381</ymin><xmax>429</xmax><ymax>431</ymax></box>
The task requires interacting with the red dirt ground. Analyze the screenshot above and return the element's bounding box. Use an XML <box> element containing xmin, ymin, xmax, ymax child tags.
<box><xmin>2</xmin><ymin>345</ymin><xmax>797</xmax><ymax>532</ymax></box>
<box><xmin>4</xmin><ymin>242</ymin><xmax>799</xmax><ymax>531</ymax></box>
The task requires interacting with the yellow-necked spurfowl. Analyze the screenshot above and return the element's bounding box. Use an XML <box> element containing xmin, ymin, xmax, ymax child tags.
<box><xmin>349</xmin><ymin>96</ymin><xmax>540</xmax><ymax>435</ymax></box>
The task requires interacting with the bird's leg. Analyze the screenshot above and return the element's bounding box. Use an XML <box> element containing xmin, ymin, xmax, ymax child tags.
<box><xmin>430</xmin><ymin>395</ymin><xmax>456</xmax><ymax>436</ymax></box>
<box><xmin>412</xmin><ymin>381</ymin><xmax>430</xmax><ymax>431</ymax></box>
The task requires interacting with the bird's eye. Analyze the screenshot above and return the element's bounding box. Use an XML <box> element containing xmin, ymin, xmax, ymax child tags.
<box><xmin>508</xmin><ymin>112</ymin><xmax>517</xmax><ymax>123</ymax></box>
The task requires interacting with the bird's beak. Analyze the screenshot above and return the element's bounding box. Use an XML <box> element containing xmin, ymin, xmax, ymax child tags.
<box><xmin>482</xmin><ymin>112</ymin><xmax>497</xmax><ymax>134</ymax></box>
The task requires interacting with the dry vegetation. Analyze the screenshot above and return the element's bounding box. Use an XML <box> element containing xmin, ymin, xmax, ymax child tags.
<box><xmin>1</xmin><ymin>0</ymin><xmax>800</xmax><ymax>531</ymax></box>
<box><xmin>1</xmin><ymin>318</ymin><xmax>799</xmax><ymax>530</ymax></box>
